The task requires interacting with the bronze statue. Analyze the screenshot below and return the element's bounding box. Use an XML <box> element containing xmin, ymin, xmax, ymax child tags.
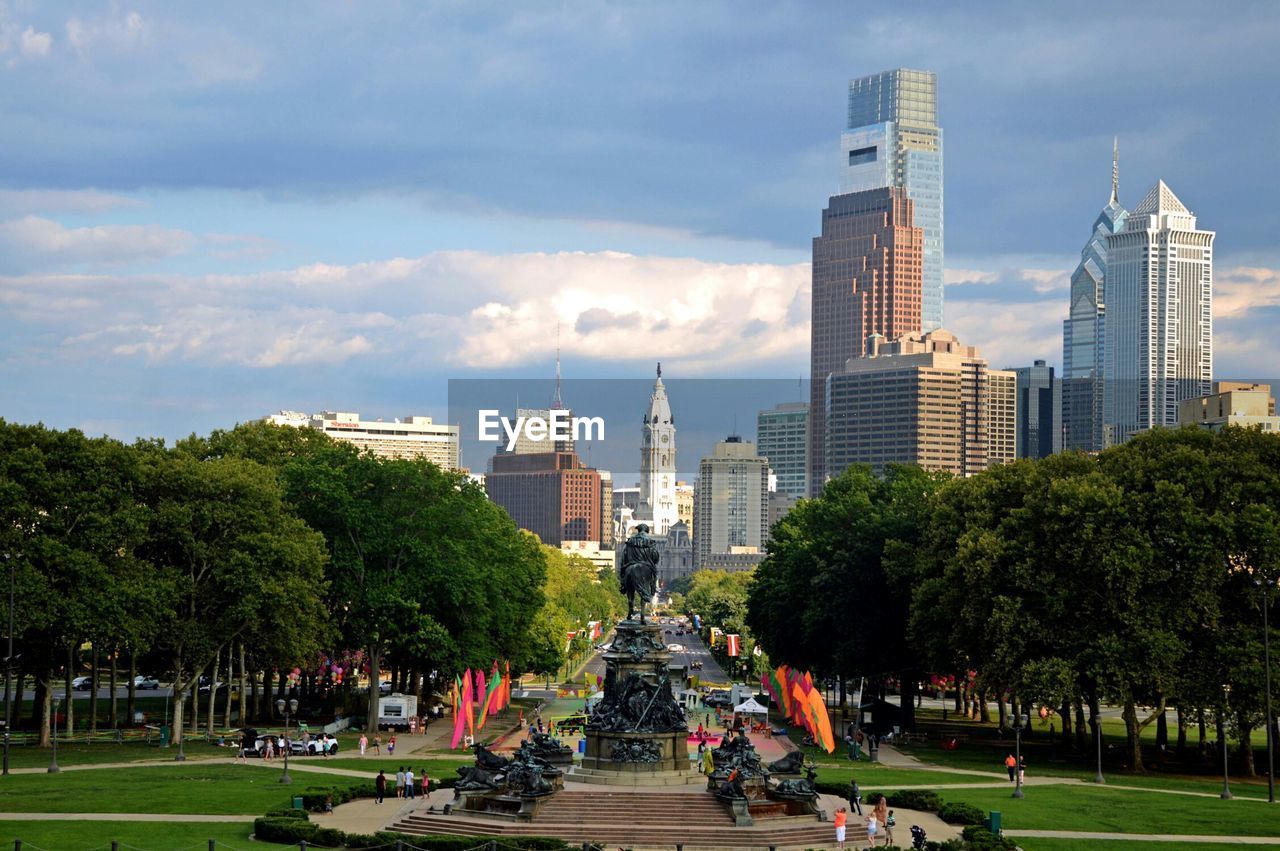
<box><xmin>620</xmin><ymin>524</ymin><xmax>659</xmax><ymax>621</ymax></box>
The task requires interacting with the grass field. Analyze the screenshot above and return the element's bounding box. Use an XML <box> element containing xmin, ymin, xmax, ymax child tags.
<box><xmin>937</xmin><ymin>784</ymin><xmax>1280</xmax><ymax>837</ymax></box>
<box><xmin>0</xmin><ymin>764</ymin><xmax>360</xmax><ymax>815</ymax></box>
<box><xmin>1016</xmin><ymin>841</ymin><xmax>1280</xmax><ymax>850</ymax></box>
<box><xmin>0</xmin><ymin>819</ymin><xmax>256</xmax><ymax>849</ymax></box>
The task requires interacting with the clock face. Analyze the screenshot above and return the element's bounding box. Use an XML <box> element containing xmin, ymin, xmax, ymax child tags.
<box><xmin>660</xmin><ymin>434</ymin><xmax>669</xmax><ymax>444</ymax></box>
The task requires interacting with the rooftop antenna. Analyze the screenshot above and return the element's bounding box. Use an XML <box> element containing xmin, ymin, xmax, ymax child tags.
<box><xmin>657</xmin><ymin>361</ymin><xmax>662</xmax><ymax>379</ymax></box>
<box><xmin>1111</xmin><ymin>136</ymin><xmax>1119</xmax><ymax>205</ymax></box>
<box><xmin>551</xmin><ymin>323</ymin><xmax>565</xmax><ymax>409</ymax></box>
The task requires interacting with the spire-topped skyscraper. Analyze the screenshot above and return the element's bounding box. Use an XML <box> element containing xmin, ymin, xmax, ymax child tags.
<box><xmin>1062</xmin><ymin>141</ymin><xmax>1127</xmax><ymax>452</ymax></box>
<box><xmin>636</xmin><ymin>362</ymin><xmax>678</xmax><ymax>535</ymax></box>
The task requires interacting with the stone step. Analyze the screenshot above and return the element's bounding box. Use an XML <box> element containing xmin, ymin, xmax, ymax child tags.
<box><xmin>391</xmin><ymin>814</ymin><xmax>859</xmax><ymax>846</ymax></box>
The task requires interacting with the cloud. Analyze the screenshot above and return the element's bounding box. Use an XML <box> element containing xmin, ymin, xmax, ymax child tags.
<box><xmin>0</xmin><ymin>215</ymin><xmax>194</xmax><ymax>267</ymax></box>
<box><xmin>1</xmin><ymin>249</ymin><xmax>811</xmax><ymax>373</ymax></box>
<box><xmin>1215</xmin><ymin>265</ymin><xmax>1280</xmax><ymax>319</ymax></box>
<box><xmin>65</xmin><ymin>10</ymin><xmax>147</xmax><ymax>59</ymax></box>
<box><xmin>19</xmin><ymin>26</ymin><xmax>50</xmax><ymax>57</ymax></box>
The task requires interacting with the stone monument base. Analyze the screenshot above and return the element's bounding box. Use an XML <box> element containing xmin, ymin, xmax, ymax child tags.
<box><xmin>580</xmin><ymin>729</ymin><xmax>688</xmax><ymax>773</ymax></box>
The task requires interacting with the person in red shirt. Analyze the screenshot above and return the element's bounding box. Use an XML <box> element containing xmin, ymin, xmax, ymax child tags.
<box><xmin>1005</xmin><ymin>753</ymin><xmax>1017</xmax><ymax>782</ymax></box>
<box><xmin>834</xmin><ymin>806</ymin><xmax>848</xmax><ymax>850</ymax></box>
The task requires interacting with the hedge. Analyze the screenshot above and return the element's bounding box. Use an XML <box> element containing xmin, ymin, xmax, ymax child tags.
<box><xmin>960</xmin><ymin>825</ymin><xmax>1020</xmax><ymax>850</ymax></box>
<box><xmin>885</xmin><ymin>789</ymin><xmax>942</xmax><ymax>812</ymax></box>
<box><xmin>938</xmin><ymin>801</ymin><xmax>986</xmax><ymax>825</ymax></box>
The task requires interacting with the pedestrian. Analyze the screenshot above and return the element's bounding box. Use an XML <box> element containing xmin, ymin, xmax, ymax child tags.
<box><xmin>404</xmin><ymin>767</ymin><xmax>416</xmax><ymax>799</ymax></box>
<box><xmin>388</xmin><ymin>734</ymin><xmax>397</xmax><ymax>755</ymax></box>
<box><xmin>873</xmin><ymin>797</ymin><xmax>891</xmax><ymax>847</ymax></box>
<box><xmin>359</xmin><ymin>733</ymin><xmax>368</xmax><ymax>756</ymax></box>
<box><xmin>865</xmin><ymin>810</ymin><xmax>878</xmax><ymax>848</ymax></box>
<box><xmin>372</xmin><ymin>734</ymin><xmax>382</xmax><ymax>755</ymax></box>
<box><xmin>848</xmin><ymin>778</ymin><xmax>862</xmax><ymax>815</ymax></box>
<box><xmin>1018</xmin><ymin>754</ymin><xmax>1027</xmax><ymax>784</ymax></box>
<box><xmin>375</xmin><ymin>770</ymin><xmax>387</xmax><ymax>805</ymax></box>
<box><xmin>395</xmin><ymin>766</ymin><xmax>405</xmax><ymax>799</ymax></box>
<box><xmin>265</xmin><ymin>737</ymin><xmax>276</xmax><ymax>761</ymax></box>
<box><xmin>1004</xmin><ymin>753</ymin><xmax>1017</xmax><ymax>782</ymax></box>
<box><xmin>320</xmin><ymin>733</ymin><xmax>331</xmax><ymax>758</ymax></box>
<box><xmin>421</xmin><ymin>770</ymin><xmax>430</xmax><ymax>799</ymax></box>
<box><xmin>701</xmin><ymin>747</ymin><xmax>714</xmax><ymax>776</ymax></box>
<box><xmin>834</xmin><ymin>806</ymin><xmax>848</xmax><ymax>850</ymax></box>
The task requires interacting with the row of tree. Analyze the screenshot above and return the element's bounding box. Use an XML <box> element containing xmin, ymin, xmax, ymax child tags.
<box><xmin>748</xmin><ymin>426</ymin><xmax>1280</xmax><ymax>774</ymax></box>
<box><xmin>0</xmin><ymin>419</ymin><xmax>625</xmax><ymax>744</ymax></box>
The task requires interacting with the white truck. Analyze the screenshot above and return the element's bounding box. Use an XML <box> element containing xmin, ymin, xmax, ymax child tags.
<box><xmin>377</xmin><ymin>692</ymin><xmax>419</xmax><ymax>731</ymax></box>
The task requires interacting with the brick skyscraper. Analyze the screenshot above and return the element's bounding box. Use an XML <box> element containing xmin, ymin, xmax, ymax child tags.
<box><xmin>809</xmin><ymin>186</ymin><xmax>924</xmax><ymax>494</ymax></box>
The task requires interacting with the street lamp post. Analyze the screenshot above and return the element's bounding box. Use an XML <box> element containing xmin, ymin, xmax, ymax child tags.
<box><xmin>276</xmin><ymin>697</ymin><xmax>298</xmax><ymax>785</ymax></box>
<box><xmin>1013</xmin><ymin>713</ymin><xmax>1027</xmax><ymax>799</ymax></box>
<box><xmin>48</xmin><ymin>695</ymin><xmax>61</xmax><ymax>774</ymax></box>
<box><xmin>3</xmin><ymin>551</ymin><xmax>15</xmax><ymax>777</ymax></box>
<box><xmin>1220</xmin><ymin>683</ymin><xmax>1232</xmax><ymax>800</ymax></box>
<box><xmin>1260</xmin><ymin>577</ymin><xmax>1275</xmax><ymax>804</ymax></box>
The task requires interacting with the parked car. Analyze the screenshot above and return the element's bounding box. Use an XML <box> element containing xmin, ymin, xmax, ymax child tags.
<box><xmin>133</xmin><ymin>675</ymin><xmax>160</xmax><ymax>690</ymax></box>
<box><xmin>666</xmin><ymin>643</ymin><xmax>685</xmax><ymax>652</ymax></box>
<box><xmin>554</xmin><ymin>713</ymin><xmax>590</xmax><ymax>735</ymax></box>
<box><xmin>378</xmin><ymin>681</ymin><xmax>393</xmax><ymax>695</ymax></box>
<box><xmin>703</xmin><ymin>690</ymin><xmax>733</xmax><ymax>708</ymax></box>
<box><xmin>197</xmin><ymin>677</ymin><xmax>224</xmax><ymax>695</ymax></box>
<box><xmin>302</xmin><ymin>735</ymin><xmax>339</xmax><ymax>756</ymax></box>
<box><xmin>71</xmin><ymin>676</ymin><xmax>94</xmax><ymax>691</ymax></box>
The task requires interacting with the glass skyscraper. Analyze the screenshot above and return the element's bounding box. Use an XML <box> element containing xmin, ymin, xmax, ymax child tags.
<box><xmin>841</xmin><ymin>68</ymin><xmax>944</xmax><ymax>331</ymax></box>
<box><xmin>1062</xmin><ymin>143</ymin><xmax>1126</xmax><ymax>453</ymax></box>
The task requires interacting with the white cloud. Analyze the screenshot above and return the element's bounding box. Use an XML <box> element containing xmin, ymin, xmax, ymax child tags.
<box><xmin>0</xmin><ymin>249</ymin><xmax>811</xmax><ymax>373</ymax></box>
<box><xmin>65</xmin><ymin>10</ymin><xmax>148</xmax><ymax>59</ymax></box>
<box><xmin>1215</xmin><ymin>266</ymin><xmax>1280</xmax><ymax>319</ymax></box>
<box><xmin>945</xmin><ymin>268</ymin><xmax>998</xmax><ymax>286</ymax></box>
<box><xmin>0</xmin><ymin>215</ymin><xmax>194</xmax><ymax>265</ymax></box>
<box><xmin>19</xmin><ymin>26</ymin><xmax>50</xmax><ymax>57</ymax></box>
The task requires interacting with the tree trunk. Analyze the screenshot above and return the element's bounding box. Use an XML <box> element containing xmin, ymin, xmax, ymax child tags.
<box><xmin>65</xmin><ymin>644</ymin><xmax>75</xmax><ymax>734</ymax></box>
<box><xmin>36</xmin><ymin>672</ymin><xmax>50</xmax><ymax>747</ymax></box>
<box><xmin>954</xmin><ymin>674</ymin><xmax>963</xmax><ymax>714</ymax></box>
<box><xmin>237</xmin><ymin>643</ymin><xmax>247</xmax><ymax>728</ymax></box>
<box><xmin>126</xmin><ymin>651</ymin><xmax>137</xmax><ymax>729</ymax></box>
<box><xmin>1060</xmin><ymin>698</ymin><xmax>1073</xmax><ymax>747</ymax></box>
<box><xmin>191</xmin><ymin>669</ymin><xmax>200</xmax><ymax>735</ymax></box>
<box><xmin>223</xmin><ymin>646</ymin><xmax>234</xmax><ymax>729</ymax></box>
<box><xmin>1155</xmin><ymin>701</ymin><xmax>1168</xmax><ymax>756</ymax></box>
<box><xmin>1122</xmin><ymin>699</ymin><xmax>1144</xmax><ymax>772</ymax></box>
<box><xmin>172</xmin><ymin>670</ymin><xmax>185</xmax><ymax>747</ymax></box>
<box><xmin>366</xmin><ymin>644</ymin><xmax>381</xmax><ymax>734</ymax></box>
<box><xmin>89</xmin><ymin>643</ymin><xmax>99</xmax><ymax>734</ymax></box>
<box><xmin>1197</xmin><ymin>707</ymin><xmax>1207</xmax><ymax>756</ymax></box>
<box><xmin>249</xmin><ymin>662</ymin><xmax>259</xmax><ymax>723</ymax></box>
<box><xmin>207</xmin><ymin>646</ymin><xmax>220</xmax><ymax>734</ymax></box>
<box><xmin>1236</xmin><ymin>713</ymin><xmax>1257</xmax><ymax>776</ymax></box>
<box><xmin>838</xmin><ymin>675</ymin><xmax>847</xmax><ymax>709</ymax></box>
<box><xmin>1176</xmin><ymin>704</ymin><xmax>1187</xmax><ymax>759</ymax></box>
<box><xmin>900</xmin><ymin>675</ymin><xmax>917</xmax><ymax>731</ymax></box>
<box><xmin>978</xmin><ymin>690</ymin><xmax>991</xmax><ymax>724</ymax></box>
<box><xmin>1082</xmin><ymin>698</ymin><xmax>1095</xmax><ymax>755</ymax></box>
<box><xmin>109</xmin><ymin>646</ymin><xmax>118</xmax><ymax>730</ymax></box>
<box><xmin>997</xmin><ymin>695</ymin><xmax>1007</xmax><ymax>732</ymax></box>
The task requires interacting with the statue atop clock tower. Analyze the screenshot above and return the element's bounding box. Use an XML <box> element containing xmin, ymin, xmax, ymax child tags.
<box><xmin>637</xmin><ymin>362</ymin><xmax>678</xmax><ymax>535</ymax></box>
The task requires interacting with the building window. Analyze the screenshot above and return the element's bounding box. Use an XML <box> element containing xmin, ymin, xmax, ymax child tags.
<box><xmin>848</xmin><ymin>146</ymin><xmax>878</xmax><ymax>167</ymax></box>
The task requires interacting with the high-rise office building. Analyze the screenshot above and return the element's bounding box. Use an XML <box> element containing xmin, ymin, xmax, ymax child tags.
<box><xmin>809</xmin><ymin>187</ymin><xmax>924</xmax><ymax>494</ymax></box>
<box><xmin>485</xmin><ymin>451</ymin><xmax>602</xmax><ymax>546</ymax></box>
<box><xmin>1063</xmin><ymin>142</ymin><xmax>1127</xmax><ymax>453</ymax></box>
<box><xmin>825</xmin><ymin>330</ymin><xmax>1016</xmax><ymax>478</ymax></box>
<box><xmin>693</xmin><ymin>436</ymin><xmax>770</xmax><ymax>571</ymax></box>
<box><xmin>1102</xmin><ymin>181</ymin><xmax>1214</xmax><ymax>444</ymax></box>
<box><xmin>842</xmin><ymin>68</ymin><xmax>943</xmax><ymax>332</ymax></box>
<box><xmin>635</xmin><ymin>364</ymin><xmax>679</xmax><ymax>535</ymax></box>
<box><xmin>756</xmin><ymin>402</ymin><xmax>809</xmax><ymax>499</ymax></box>
<box><xmin>1011</xmin><ymin>360</ymin><xmax>1061</xmax><ymax>459</ymax></box>
<box><xmin>265</xmin><ymin>411</ymin><xmax>461</xmax><ymax>469</ymax></box>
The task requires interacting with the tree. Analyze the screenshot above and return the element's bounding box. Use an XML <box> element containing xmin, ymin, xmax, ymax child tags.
<box><xmin>138</xmin><ymin>448</ymin><xmax>329</xmax><ymax>744</ymax></box>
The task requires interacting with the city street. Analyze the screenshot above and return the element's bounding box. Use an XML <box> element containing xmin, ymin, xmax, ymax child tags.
<box><xmin>581</xmin><ymin>618</ymin><xmax>730</xmax><ymax>685</ymax></box>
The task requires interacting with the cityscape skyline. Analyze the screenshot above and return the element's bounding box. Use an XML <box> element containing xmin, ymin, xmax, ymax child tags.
<box><xmin>0</xmin><ymin>3</ymin><xmax>1277</xmax><ymax>443</ymax></box>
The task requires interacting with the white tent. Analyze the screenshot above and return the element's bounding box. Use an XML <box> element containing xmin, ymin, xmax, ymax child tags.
<box><xmin>733</xmin><ymin>697</ymin><xmax>768</xmax><ymax>715</ymax></box>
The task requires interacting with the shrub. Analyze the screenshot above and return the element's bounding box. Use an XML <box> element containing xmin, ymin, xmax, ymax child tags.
<box><xmin>960</xmin><ymin>825</ymin><xmax>1019</xmax><ymax>850</ymax></box>
<box><xmin>813</xmin><ymin>779</ymin><xmax>848</xmax><ymax>797</ymax></box>
<box><xmin>885</xmin><ymin>789</ymin><xmax>942</xmax><ymax>812</ymax></box>
<box><xmin>262</xmin><ymin>808</ymin><xmax>309</xmax><ymax>820</ymax></box>
<box><xmin>253</xmin><ymin>817</ymin><xmax>318</xmax><ymax>844</ymax></box>
<box><xmin>938</xmin><ymin>801</ymin><xmax>986</xmax><ymax>825</ymax></box>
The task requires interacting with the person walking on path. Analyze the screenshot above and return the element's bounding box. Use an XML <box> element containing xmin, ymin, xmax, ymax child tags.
<box><xmin>865</xmin><ymin>810</ymin><xmax>878</xmax><ymax>848</ymax></box>
<box><xmin>395</xmin><ymin>766</ymin><xmax>405</xmax><ymax>799</ymax></box>
<box><xmin>404</xmin><ymin>767</ymin><xmax>416</xmax><ymax>800</ymax></box>
<box><xmin>359</xmin><ymin>733</ymin><xmax>368</xmax><ymax>756</ymax></box>
<box><xmin>1005</xmin><ymin>753</ymin><xmax>1017</xmax><ymax>782</ymax></box>
<box><xmin>834</xmin><ymin>807</ymin><xmax>848</xmax><ymax>850</ymax></box>
<box><xmin>701</xmin><ymin>747</ymin><xmax>714</xmax><ymax>776</ymax></box>
<box><xmin>375</xmin><ymin>770</ymin><xmax>387</xmax><ymax>805</ymax></box>
<box><xmin>388</xmin><ymin>734</ymin><xmax>397</xmax><ymax>755</ymax></box>
<box><xmin>372</xmin><ymin>734</ymin><xmax>381</xmax><ymax>755</ymax></box>
<box><xmin>848</xmin><ymin>778</ymin><xmax>862</xmax><ymax>815</ymax></box>
<box><xmin>1018</xmin><ymin>754</ymin><xmax>1027</xmax><ymax>784</ymax></box>
<box><xmin>421</xmin><ymin>770</ymin><xmax>430</xmax><ymax>799</ymax></box>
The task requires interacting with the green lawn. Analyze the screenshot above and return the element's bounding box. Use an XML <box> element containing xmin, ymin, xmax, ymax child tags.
<box><xmin>0</xmin><ymin>740</ymin><xmax>232</xmax><ymax>769</ymax></box>
<box><xmin>937</xmin><ymin>784</ymin><xmax>1280</xmax><ymax>837</ymax></box>
<box><xmin>813</xmin><ymin>763</ymin><xmax>1001</xmax><ymax>789</ymax></box>
<box><xmin>281</xmin><ymin>755</ymin><xmax>468</xmax><ymax>777</ymax></box>
<box><xmin>0</xmin><ymin>820</ymin><xmax>256</xmax><ymax>849</ymax></box>
<box><xmin>1016</xmin><ymin>842</ymin><xmax>1280</xmax><ymax>850</ymax></box>
<box><xmin>0</xmin><ymin>764</ymin><xmax>358</xmax><ymax>814</ymax></box>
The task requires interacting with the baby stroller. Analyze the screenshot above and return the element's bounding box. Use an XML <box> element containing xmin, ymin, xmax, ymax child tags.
<box><xmin>909</xmin><ymin>824</ymin><xmax>927</xmax><ymax>850</ymax></box>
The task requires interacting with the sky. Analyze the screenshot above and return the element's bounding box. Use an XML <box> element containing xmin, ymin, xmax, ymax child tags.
<box><xmin>1</xmin><ymin>1</ymin><xmax>1278</xmax><ymax>443</ymax></box>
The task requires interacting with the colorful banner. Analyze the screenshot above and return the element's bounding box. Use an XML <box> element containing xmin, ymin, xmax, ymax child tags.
<box><xmin>450</xmin><ymin>674</ymin><xmax>466</xmax><ymax>749</ymax></box>
<box><xmin>709</xmin><ymin>627</ymin><xmax>723</xmax><ymax>647</ymax></box>
<box><xmin>805</xmin><ymin>687</ymin><xmax>836</xmax><ymax>753</ymax></box>
<box><xmin>726</xmin><ymin>634</ymin><xmax>741</xmax><ymax>657</ymax></box>
<box><xmin>478</xmin><ymin>667</ymin><xmax>502</xmax><ymax>728</ymax></box>
<box><xmin>462</xmin><ymin>669</ymin><xmax>476</xmax><ymax>738</ymax></box>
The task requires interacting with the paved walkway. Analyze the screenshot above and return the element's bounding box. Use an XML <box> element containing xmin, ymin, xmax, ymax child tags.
<box><xmin>1004</xmin><ymin>830</ymin><xmax>1280</xmax><ymax>844</ymax></box>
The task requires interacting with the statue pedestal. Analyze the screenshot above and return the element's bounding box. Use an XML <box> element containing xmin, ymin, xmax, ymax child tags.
<box><xmin>573</xmin><ymin>619</ymin><xmax>692</xmax><ymax>783</ymax></box>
